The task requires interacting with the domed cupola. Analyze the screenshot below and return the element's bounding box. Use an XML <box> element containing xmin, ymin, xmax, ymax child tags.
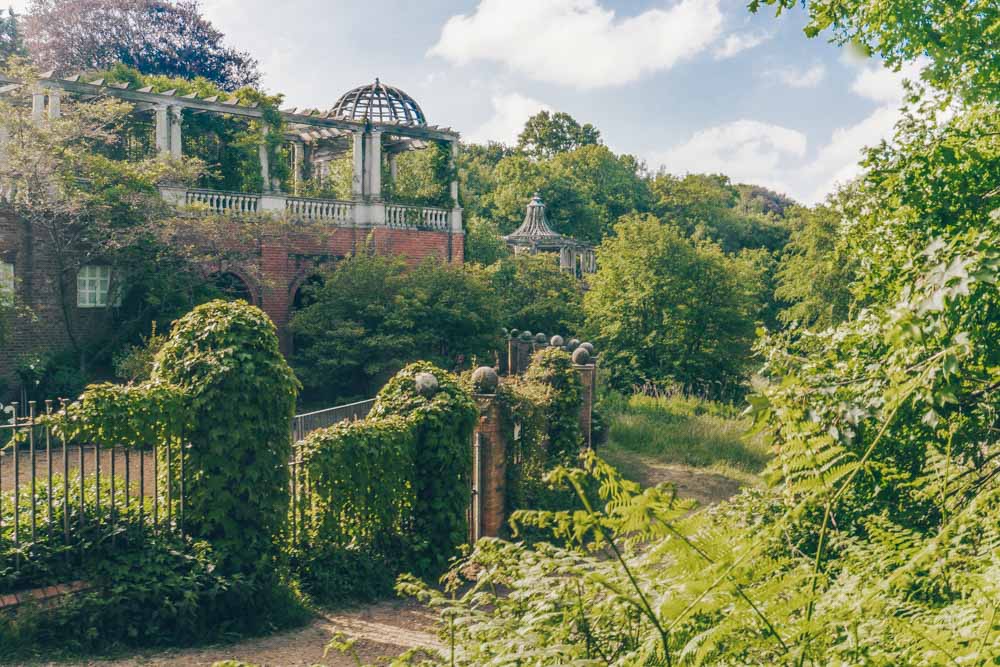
<box><xmin>330</xmin><ymin>78</ymin><xmax>427</xmax><ymax>125</ymax></box>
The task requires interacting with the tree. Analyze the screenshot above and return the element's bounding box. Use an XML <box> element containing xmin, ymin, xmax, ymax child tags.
<box><xmin>517</xmin><ymin>110</ymin><xmax>601</xmax><ymax>160</ymax></box>
<box><xmin>488</xmin><ymin>253</ymin><xmax>584</xmax><ymax>336</ymax></box>
<box><xmin>751</xmin><ymin>0</ymin><xmax>998</xmax><ymax>104</ymax></box>
<box><xmin>0</xmin><ymin>8</ymin><xmax>26</xmax><ymax>63</ymax></box>
<box><xmin>23</xmin><ymin>0</ymin><xmax>260</xmax><ymax>90</ymax></box>
<box><xmin>463</xmin><ymin>215</ymin><xmax>509</xmax><ymax>266</ymax></box>
<box><xmin>291</xmin><ymin>255</ymin><xmax>501</xmax><ymax>403</ymax></box>
<box><xmin>584</xmin><ymin>214</ymin><xmax>761</xmax><ymax>393</ymax></box>
<box><xmin>774</xmin><ymin>205</ymin><xmax>855</xmax><ymax>329</ymax></box>
<box><xmin>651</xmin><ymin>172</ymin><xmax>791</xmax><ymax>253</ymax></box>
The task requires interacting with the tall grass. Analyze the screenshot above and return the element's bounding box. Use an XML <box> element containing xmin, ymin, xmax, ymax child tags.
<box><xmin>601</xmin><ymin>392</ymin><xmax>770</xmax><ymax>484</ymax></box>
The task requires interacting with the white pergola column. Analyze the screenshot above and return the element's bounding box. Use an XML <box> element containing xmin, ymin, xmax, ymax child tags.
<box><xmin>154</xmin><ymin>104</ymin><xmax>170</xmax><ymax>156</ymax></box>
<box><xmin>31</xmin><ymin>89</ymin><xmax>45</xmax><ymax>121</ymax></box>
<box><xmin>47</xmin><ymin>91</ymin><xmax>61</xmax><ymax>119</ymax></box>
<box><xmin>351</xmin><ymin>130</ymin><xmax>364</xmax><ymax>199</ymax></box>
<box><xmin>367</xmin><ymin>129</ymin><xmax>382</xmax><ymax>200</ymax></box>
<box><xmin>449</xmin><ymin>140</ymin><xmax>459</xmax><ymax>207</ymax></box>
<box><xmin>388</xmin><ymin>152</ymin><xmax>398</xmax><ymax>185</ymax></box>
<box><xmin>259</xmin><ymin>123</ymin><xmax>271</xmax><ymax>192</ymax></box>
<box><xmin>292</xmin><ymin>141</ymin><xmax>305</xmax><ymax>196</ymax></box>
<box><xmin>169</xmin><ymin>106</ymin><xmax>183</xmax><ymax>159</ymax></box>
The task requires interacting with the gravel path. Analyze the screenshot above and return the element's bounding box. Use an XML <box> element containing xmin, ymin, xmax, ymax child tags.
<box><xmin>81</xmin><ymin>599</ymin><xmax>441</xmax><ymax>667</ymax></box>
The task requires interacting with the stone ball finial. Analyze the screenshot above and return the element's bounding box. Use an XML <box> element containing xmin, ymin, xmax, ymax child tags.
<box><xmin>580</xmin><ymin>342</ymin><xmax>595</xmax><ymax>355</ymax></box>
<box><xmin>534</xmin><ymin>332</ymin><xmax>547</xmax><ymax>344</ymax></box>
<box><xmin>568</xmin><ymin>338</ymin><xmax>581</xmax><ymax>351</ymax></box>
<box><xmin>550</xmin><ymin>335</ymin><xmax>565</xmax><ymax>348</ymax></box>
<box><xmin>509</xmin><ymin>328</ymin><xmax>519</xmax><ymax>339</ymax></box>
<box><xmin>415</xmin><ymin>372</ymin><xmax>439</xmax><ymax>397</ymax></box>
<box><xmin>471</xmin><ymin>366</ymin><xmax>499</xmax><ymax>394</ymax></box>
<box><xmin>572</xmin><ymin>347</ymin><xmax>591</xmax><ymax>365</ymax></box>
<box><xmin>519</xmin><ymin>330</ymin><xmax>534</xmax><ymax>342</ymax></box>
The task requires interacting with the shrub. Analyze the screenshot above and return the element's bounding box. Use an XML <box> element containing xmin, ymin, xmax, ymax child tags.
<box><xmin>371</xmin><ymin>362</ymin><xmax>476</xmax><ymax>576</ymax></box>
<box><xmin>152</xmin><ymin>300</ymin><xmax>300</xmax><ymax>578</ymax></box>
<box><xmin>291</xmin><ymin>416</ymin><xmax>416</xmax><ymax>602</ymax></box>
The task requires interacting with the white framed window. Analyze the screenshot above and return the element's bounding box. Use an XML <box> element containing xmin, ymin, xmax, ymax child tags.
<box><xmin>77</xmin><ymin>265</ymin><xmax>113</xmax><ymax>308</ymax></box>
<box><xmin>0</xmin><ymin>262</ymin><xmax>13</xmax><ymax>305</ymax></box>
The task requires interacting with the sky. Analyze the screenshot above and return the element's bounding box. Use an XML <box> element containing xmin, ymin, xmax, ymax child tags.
<box><xmin>11</xmin><ymin>0</ymin><xmax>923</xmax><ymax>205</ymax></box>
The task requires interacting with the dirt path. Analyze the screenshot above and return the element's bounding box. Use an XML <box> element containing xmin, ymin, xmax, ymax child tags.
<box><xmin>76</xmin><ymin>599</ymin><xmax>440</xmax><ymax>667</ymax></box>
<box><xmin>601</xmin><ymin>446</ymin><xmax>745</xmax><ymax>506</ymax></box>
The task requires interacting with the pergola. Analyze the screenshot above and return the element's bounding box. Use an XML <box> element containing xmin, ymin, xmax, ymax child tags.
<box><xmin>0</xmin><ymin>73</ymin><xmax>462</xmax><ymax>230</ymax></box>
<box><xmin>505</xmin><ymin>194</ymin><xmax>596</xmax><ymax>276</ymax></box>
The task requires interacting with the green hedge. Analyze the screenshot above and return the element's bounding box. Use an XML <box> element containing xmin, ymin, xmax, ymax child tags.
<box><xmin>290</xmin><ymin>416</ymin><xmax>416</xmax><ymax>602</ymax></box>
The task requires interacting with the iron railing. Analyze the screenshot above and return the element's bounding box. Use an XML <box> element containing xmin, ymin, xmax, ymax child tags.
<box><xmin>291</xmin><ymin>399</ymin><xmax>375</xmax><ymax>443</ymax></box>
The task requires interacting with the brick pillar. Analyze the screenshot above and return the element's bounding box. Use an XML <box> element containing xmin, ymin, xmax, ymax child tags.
<box><xmin>473</xmin><ymin>394</ymin><xmax>507</xmax><ymax>539</ymax></box>
<box><xmin>575</xmin><ymin>364</ymin><xmax>596</xmax><ymax>449</ymax></box>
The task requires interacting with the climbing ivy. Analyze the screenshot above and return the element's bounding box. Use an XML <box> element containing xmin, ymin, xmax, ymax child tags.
<box><xmin>523</xmin><ymin>347</ymin><xmax>583</xmax><ymax>462</ymax></box>
<box><xmin>152</xmin><ymin>300</ymin><xmax>300</xmax><ymax>578</ymax></box>
<box><xmin>291</xmin><ymin>416</ymin><xmax>416</xmax><ymax>601</ymax></box>
<box><xmin>371</xmin><ymin>362</ymin><xmax>476</xmax><ymax>576</ymax></box>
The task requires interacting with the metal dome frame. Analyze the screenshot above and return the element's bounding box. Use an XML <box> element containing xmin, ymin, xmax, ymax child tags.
<box><xmin>330</xmin><ymin>78</ymin><xmax>427</xmax><ymax>126</ymax></box>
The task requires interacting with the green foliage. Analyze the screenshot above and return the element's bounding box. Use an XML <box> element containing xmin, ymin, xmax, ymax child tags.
<box><xmin>523</xmin><ymin>348</ymin><xmax>583</xmax><ymax>461</ymax></box>
<box><xmin>153</xmin><ymin>300</ymin><xmax>299</xmax><ymax>577</ymax></box>
<box><xmin>601</xmin><ymin>391</ymin><xmax>769</xmax><ymax>483</ymax></box>
<box><xmin>113</xmin><ymin>322</ymin><xmax>168</xmax><ymax>383</ymax></box>
<box><xmin>291</xmin><ymin>416</ymin><xmax>416</xmax><ymax>603</ymax></box>
<box><xmin>462</xmin><ymin>215</ymin><xmax>509</xmax><ymax>266</ymax></box>
<box><xmin>385</xmin><ymin>140</ymin><xmax>453</xmax><ymax>208</ymax></box>
<box><xmin>488</xmin><ymin>253</ymin><xmax>584</xmax><ymax>335</ymax></box>
<box><xmin>0</xmin><ymin>8</ymin><xmax>25</xmax><ymax>63</ymax></box>
<box><xmin>584</xmin><ymin>214</ymin><xmax>762</xmax><ymax>393</ymax></box>
<box><xmin>517</xmin><ymin>110</ymin><xmax>602</xmax><ymax>160</ymax></box>
<box><xmin>291</xmin><ymin>255</ymin><xmax>501</xmax><ymax>404</ymax></box>
<box><xmin>651</xmin><ymin>172</ymin><xmax>792</xmax><ymax>253</ymax></box>
<box><xmin>371</xmin><ymin>362</ymin><xmax>476</xmax><ymax>576</ymax></box>
<box><xmin>774</xmin><ymin>205</ymin><xmax>855</xmax><ymax>329</ymax></box>
<box><xmin>499</xmin><ymin>348</ymin><xmax>585</xmax><ymax>519</ymax></box>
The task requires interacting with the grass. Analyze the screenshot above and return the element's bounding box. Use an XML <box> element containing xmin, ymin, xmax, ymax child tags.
<box><xmin>599</xmin><ymin>392</ymin><xmax>771</xmax><ymax>489</ymax></box>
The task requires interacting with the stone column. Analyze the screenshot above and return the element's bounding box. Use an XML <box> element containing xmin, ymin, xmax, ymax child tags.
<box><xmin>168</xmin><ymin>105</ymin><xmax>183</xmax><ymax>159</ymax></box>
<box><xmin>154</xmin><ymin>104</ymin><xmax>170</xmax><ymax>156</ymax></box>
<box><xmin>47</xmin><ymin>91</ymin><xmax>61</xmax><ymax>120</ymax></box>
<box><xmin>449</xmin><ymin>140</ymin><xmax>459</xmax><ymax>207</ymax></box>
<box><xmin>367</xmin><ymin>129</ymin><xmax>382</xmax><ymax>200</ymax></box>
<box><xmin>472</xmin><ymin>368</ymin><xmax>506</xmax><ymax>539</ymax></box>
<box><xmin>292</xmin><ymin>141</ymin><xmax>305</xmax><ymax>196</ymax></box>
<box><xmin>351</xmin><ymin>130</ymin><xmax>364</xmax><ymax>199</ymax></box>
<box><xmin>258</xmin><ymin>124</ymin><xmax>271</xmax><ymax>192</ymax></box>
<box><xmin>574</xmin><ymin>363</ymin><xmax>596</xmax><ymax>449</ymax></box>
<box><xmin>388</xmin><ymin>152</ymin><xmax>398</xmax><ymax>184</ymax></box>
<box><xmin>31</xmin><ymin>90</ymin><xmax>45</xmax><ymax>121</ymax></box>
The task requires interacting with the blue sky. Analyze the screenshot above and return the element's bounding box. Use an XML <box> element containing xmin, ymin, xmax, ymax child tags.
<box><xmin>12</xmin><ymin>0</ymin><xmax>922</xmax><ymax>204</ymax></box>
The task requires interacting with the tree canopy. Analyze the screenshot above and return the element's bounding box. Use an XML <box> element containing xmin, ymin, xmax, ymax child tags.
<box><xmin>22</xmin><ymin>0</ymin><xmax>260</xmax><ymax>89</ymax></box>
<box><xmin>517</xmin><ymin>110</ymin><xmax>601</xmax><ymax>160</ymax></box>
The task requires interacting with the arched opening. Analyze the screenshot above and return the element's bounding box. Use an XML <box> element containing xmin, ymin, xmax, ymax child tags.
<box><xmin>211</xmin><ymin>272</ymin><xmax>254</xmax><ymax>304</ymax></box>
<box><xmin>292</xmin><ymin>274</ymin><xmax>325</xmax><ymax>312</ymax></box>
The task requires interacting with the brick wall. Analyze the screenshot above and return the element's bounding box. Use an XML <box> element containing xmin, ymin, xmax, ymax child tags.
<box><xmin>0</xmin><ymin>206</ymin><xmax>466</xmax><ymax>386</ymax></box>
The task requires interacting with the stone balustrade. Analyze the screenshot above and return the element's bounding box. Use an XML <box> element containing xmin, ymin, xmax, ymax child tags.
<box><xmin>160</xmin><ymin>185</ymin><xmax>460</xmax><ymax>232</ymax></box>
<box><xmin>384</xmin><ymin>203</ymin><xmax>452</xmax><ymax>230</ymax></box>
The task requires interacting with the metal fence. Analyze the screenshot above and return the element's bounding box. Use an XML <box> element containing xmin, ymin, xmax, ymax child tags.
<box><xmin>0</xmin><ymin>401</ymin><xmax>184</xmax><ymax>580</ymax></box>
<box><xmin>2</xmin><ymin>397</ymin><xmax>375</xmax><ymax>581</ymax></box>
<box><xmin>291</xmin><ymin>399</ymin><xmax>375</xmax><ymax>443</ymax></box>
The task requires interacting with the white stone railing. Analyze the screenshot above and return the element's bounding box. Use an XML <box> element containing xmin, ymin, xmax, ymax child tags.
<box><xmin>285</xmin><ymin>196</ymin><xmax>354</xmax><ymax>224</ymax></box>
<box><xmin>185</xmin><ymin>188</ymin><xmax>260</xmax><ymax>215</ymax></box>
<box><xmin>0</xmin><ymin>180</ymin><xmax>14</xmax><ymax>203</ymax></box>
<box><xmin>384</xmin><ymin>204</ymin><xmax>451</xmax><ymax>231</ymax></box>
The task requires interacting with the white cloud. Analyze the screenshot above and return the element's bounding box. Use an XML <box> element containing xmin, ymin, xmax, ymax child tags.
<box><xmin>649</xmin><ymin>59</ymin><xmax>931</xmax><ymax>203</ymax></box>
<box><xmin>468</xmin><ymin>92</ymin><xmax>552</xmax><ymax>145</ymax></box>
<box><xmin>653</xmin><ymin>120</ymin><xmax>807</xmax><ymax>194</ymax></box>
<box><xmin>428</xmin><ymin>0</ymin><xmax>724</xmax><ymax>89</ymax></box>
<box><xmin>767</xmin><ymin>64</ymin><xmax>827</xmax><ymax>89</ymax></box>
<box><xmin>714</xmin><ymin>32</ymin><xmax>771</xmax><ymax>60</ymax></box>
<box><xmin>850</xmin><ymin>59</ymin><xmax>924</xmax><ymax>103</ymax></box>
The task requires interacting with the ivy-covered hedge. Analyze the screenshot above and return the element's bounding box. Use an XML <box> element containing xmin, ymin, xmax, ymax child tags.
<box><xmin>499</xmin><ymin>348</ymin><xmax>585</xmax><ymax>519</ymax></box>
<box><xmin>290</xmin><ymin>416</ymin><xmax>416</xmax><ymax>602</ymax></box>
<box><xmin>371</xmin><ymin>362</ymin><xmax>477</xmax><ymax>576</ymax></box>
<box><xmin>153</xmin><ymin>300</ymin><xmax>300</xmax><ymax>578</ymax></box>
